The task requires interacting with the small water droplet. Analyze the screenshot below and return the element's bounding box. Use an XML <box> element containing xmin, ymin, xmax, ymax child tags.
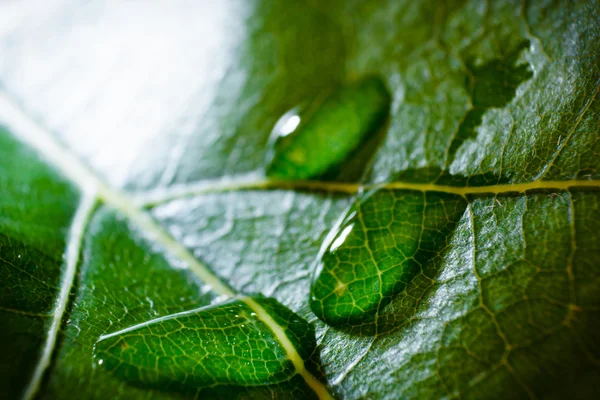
<box><xmin>211</xmin><ymin>294</ymin><xmax>229</xmax><ymax>305</ymax></box>
<box><xmin>265</xmin><ymin>76</ymin><xmax>390</xmax><ymax>180</ymax></box>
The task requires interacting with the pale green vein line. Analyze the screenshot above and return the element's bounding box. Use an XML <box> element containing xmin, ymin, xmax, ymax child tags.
<box><xmin>99</xmin><ymin>186</ymin><xmax>238</xmax><ymax>298</ymax></box>
<box><xmin>0</xmin><ymin>96</ymin><xmax>99</xmax><ymax>194</ymax></box>
<box><xmin>22</xmin><ymin>192</ymin><xmax>97</xmax><ymax>400</ymax></box>
<box><xmin>0</xmin><ymin>305</ymin><xmax>52</xmax><ymax>318</ymax></box>
<box><xmin>98</xmin><ymin>303</ymin><xmax>223</xmax><ymax>342</ymax></box>
<box><xmin>0</xmin><ymin>93</ymin><xmax>332</xmax><ymax>400</ymax></box>
<box><xmin>135</xmin><ymin>176</ymin><xmax>600</xmax><ymax>207</ymax></box>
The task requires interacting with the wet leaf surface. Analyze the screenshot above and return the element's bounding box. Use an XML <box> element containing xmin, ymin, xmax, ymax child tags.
<box><xmin>1</xmin><ymin>1</ymin><xmax>599</xmax><ymax>399</ymax></box>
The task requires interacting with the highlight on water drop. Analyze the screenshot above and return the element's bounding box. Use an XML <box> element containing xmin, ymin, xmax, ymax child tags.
<box><xmin>265</xmin><ymin>76</ymin><xmax>391</xmax><ymax>180</ymax></box>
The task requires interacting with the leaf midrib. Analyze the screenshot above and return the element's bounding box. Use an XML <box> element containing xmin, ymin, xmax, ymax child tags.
<box><xmin>0</xmin><ymin>93</ymin><xmax>332</xmax><ymax>400</ymax></box>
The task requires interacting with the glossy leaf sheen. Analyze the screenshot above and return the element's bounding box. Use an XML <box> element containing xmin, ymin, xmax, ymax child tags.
<box><xmin>0</xmin><ymin>1</ymin><xmax>600</xmax><ymax>399</ymax></box>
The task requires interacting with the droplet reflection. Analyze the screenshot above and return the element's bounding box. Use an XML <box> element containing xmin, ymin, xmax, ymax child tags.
<box><xmin>265</xmin><ymin>76</ymin><xmax>391</xmax><ymax>180</ymax></box>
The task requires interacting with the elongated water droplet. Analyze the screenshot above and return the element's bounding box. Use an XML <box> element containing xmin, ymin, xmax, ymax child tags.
<box><xmin>94</xmin><ymin>297</ymin><xmax>321</xmax><ymax>392</ymax></box>
<box><xmin>310</xmin><ymin>190</ymin><xmax>467</xmax><ymax>330</ymax></box>
<box><xmin>266</xmin><ymin>76</ymin><xmax>391</xmax><ymax>180</ymax></box>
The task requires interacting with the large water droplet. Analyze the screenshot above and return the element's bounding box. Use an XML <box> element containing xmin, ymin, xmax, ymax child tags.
<box><xmin>266</xmin><ymin>76</ymin><xmax>391</xmax><ymax>180</ymax></box>
<box><xmin>94</xmin><ymin>297</ymin><xmax>321</xmax><ymax>392</ymax></box>
<box><xmin>310</xmin><ymin>189</ymin><xmax>467</xmax><ymax>331</ymax></box>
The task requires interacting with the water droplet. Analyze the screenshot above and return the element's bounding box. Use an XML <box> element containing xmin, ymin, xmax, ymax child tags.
<box><xmin>310</xmin><ymin>189</ymin><xmax>467</xmax><ymax>330</ymax></box>
<box><xmin>266</xmin><ymin>76</ymin><xmax>390</xmax><ymax>180</ymax></box>
<box><xmin>94</xmin><ymin>298</ymin><xmax>320</xmax><ymax>392</ymax></box>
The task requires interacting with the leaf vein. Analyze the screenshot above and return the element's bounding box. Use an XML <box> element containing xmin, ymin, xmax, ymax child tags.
<box><xmin>0</xmin><ymin>92</ymin><xmax>332</xmax><ymax>400</ymax></box>
<box><xmin>22</xmin><ymin>192</ymin><xmax>96</xmax><ymax>400</ymax></box>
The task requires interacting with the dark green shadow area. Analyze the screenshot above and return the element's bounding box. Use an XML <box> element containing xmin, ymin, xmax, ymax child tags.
<box><xmin>446</xmin><ymin>40</ymin><xmax>533</xmax><ymax>166</ymax></box>
<box><xmin>384</xmin><ymin>167</ymin><xmax>508</xmax><ymax>187</ymax></box>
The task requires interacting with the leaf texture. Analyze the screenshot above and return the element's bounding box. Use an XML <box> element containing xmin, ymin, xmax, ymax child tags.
<box><xmin>0</xmin><ymin>0</ymin><xmax>599</xmax><ymax>399</ymax></box>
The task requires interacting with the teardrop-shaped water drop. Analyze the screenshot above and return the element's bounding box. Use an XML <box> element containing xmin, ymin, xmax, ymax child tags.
<box><xmin>310</xmin><ymin>189</ymin><xmax>467</xmax><ymax>330</ymax></box>
<box><xmin>94</xmin><ymin>297</ymin><xmax>321</xmax><ymax>392</ymax></box>
<box><xmin>266</xmin><ymin>76</ymin><xmax>391</xmax><ymax>180</ymax></box>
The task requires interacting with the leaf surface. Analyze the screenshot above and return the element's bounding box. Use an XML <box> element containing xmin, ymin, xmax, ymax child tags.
<box><xmin>0</xmin><ymin>1</ymin><xmax>599</xmax><ymax>399</ymax></box>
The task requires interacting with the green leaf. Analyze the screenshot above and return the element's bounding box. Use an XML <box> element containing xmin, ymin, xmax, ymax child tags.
<box><xmin>1</xmin><ymin>0</ymin><xmax>600</xmax><ymax>399</ymax></box>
